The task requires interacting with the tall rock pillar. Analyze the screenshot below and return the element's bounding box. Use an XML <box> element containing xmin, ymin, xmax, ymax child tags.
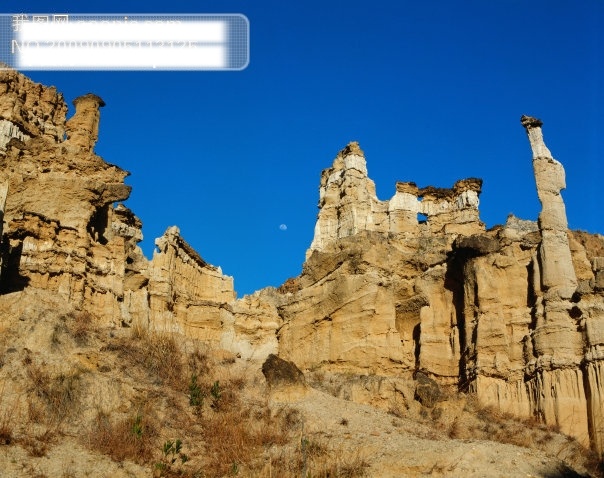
<box><xmin>65</xmin><ymin>94</ymin><xmax>105</xmax><ymax>151</ymax></box>
<box><xmin>521</xmin><ymin>115</ymin><xmax>577</xmax><ymax>299</ymax></box>
<box><xmin>521</xmin><ymin>115</ymin><xmax>588</xmax><ymax>446</ymax></box>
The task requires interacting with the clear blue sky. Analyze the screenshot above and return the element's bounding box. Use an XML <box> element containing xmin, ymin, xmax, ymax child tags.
<box><xmin>3</xmin><ymin>1</ymin><xmax>603</xmax><ymax>296</ymax></box>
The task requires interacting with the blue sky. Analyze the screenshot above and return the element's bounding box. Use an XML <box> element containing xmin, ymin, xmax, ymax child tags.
<box><xmin>3</xmin><ymin>1</ymin><xmax>603</xmax><ymax>296</ymax></box>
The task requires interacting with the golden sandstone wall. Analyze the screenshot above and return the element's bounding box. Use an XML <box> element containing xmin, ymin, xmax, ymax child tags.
<box><xmin>1</xmin><ymin>71</ymin><xmax>603</xmax><ymax>453</ymax></box>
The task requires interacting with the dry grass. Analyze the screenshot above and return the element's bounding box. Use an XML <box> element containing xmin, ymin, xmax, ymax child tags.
<box><xmin>26</xmin><ymin>363</ymin><xmax>81</xmax><ymax>426</ymax></box>
<box><xmin>268</xmin><ymin>436</ymin><xmax>369</xmax><ymax>478</ymax></box>
<box><xmin>69</xmin><ymin>310</ymin><xmax>95</xmax><ymax>345</ymax></box>
<box><xmin>87</xmin><ymin>409</ymin><xmax>158</xmax><ymax>464</ymax></box>
<box><xmin>457</xmin><ymin>400</ymin><xmax>559</xmax><ymax>448</ymax></box>
<box><xmin>201</xmin><ymin>410</ymin><xmax>261</xmax><ymax>474</ymax></box>
<box><xmin>1</xmin><ymin>309</ymin><xmax>379</xmax><ymax>478</ymax></box>
<box><xmin>0</xmin><ymin>387</ymin><xmax>17</xmax><ymax>446</ymax></box>
<box><xmin>103</xmin><ymin>329</ymin><xmax>184</xmax><ymax>389</ymax></box>
<box><xmin>192</xmin><ymin>365</ymin><xmax>370</xmax><ymax>477</ymax></box>
<box><xmin>90</xmin><ymin>331</ymin><xmax>368</xmax><ymax>476</ymax></box>
<box><xmin>188</xmin><ymin>346</ymin><xmax>211</xmax><ymax>377</ymax></box>
<box><xmin>200</xmin><ymin>409</ymin><xmax>370</xmax><ymax>478</ymax></box>
<box><xmin>141</xmin><ymin>333</ymin><xmax>184</xmax><ymax>388</ymax></box>
<box><xmin>11</xmin><ymin>319</ymin><xmax>600</xmax><ymax>478</ymax></box>
<box><xmin>442</xmin><ymin>396</ymin><xmax>604</xmax><ymax>477</ymax></box>
<box><xmin>200</xmin><ymin>398</ymin><xmax>291</xmax><ymax>476</ymax></box>
<box><xmin>19</xmin><ymin>429</ymin><xmax>54</xmax><ymax>457</ymax></box>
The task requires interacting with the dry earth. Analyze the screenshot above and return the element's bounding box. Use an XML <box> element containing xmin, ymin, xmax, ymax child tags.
<box><xmin>0</xmin><ymin>289</ymin><xmax>601</xmax><ymax>478</ymax></box>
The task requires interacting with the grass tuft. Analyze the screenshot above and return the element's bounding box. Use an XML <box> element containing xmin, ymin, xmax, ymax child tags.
<box><xmin>26</xmin><ymin>363</ymin><xmax>81</xmax><ymax>425</ymax></box>
<box><xmin>88</xmin><ymin>409</ymin><xmax>157</xmax><ymax>464</ymax></box>
<box><xmin>0</xmin><ymin>387</ymin><xmax>17</xmax><ymax>446</ymax></box>
<box><xmin>69</xmin><ymin>311</ymin><xmax>95</xmax><ymax>345</ymax></box>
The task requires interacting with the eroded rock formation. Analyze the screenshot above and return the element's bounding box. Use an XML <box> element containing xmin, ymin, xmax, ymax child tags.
<box><xmin>1</xmin><ymin>71</ymin><xmax>603</xmax><ymax>454</ymax></box>
<box><xmin>448</xmin><ymin>118</ymin><xmax>603</xmax><ymax>450</ymax></box>
<box><xmin>0</xmin><ymin>70</ymin><xmax>237</xmax><ymax>341</ymax></box>
<box><xmin>277</xmin><ymin>129</ymin><xmax>604</xmax><ymax>452</ymax></box>
<box><xmin>308</xmin><ymin>141</ymin><xmax>484</xmax><ymax>258</ymax></box>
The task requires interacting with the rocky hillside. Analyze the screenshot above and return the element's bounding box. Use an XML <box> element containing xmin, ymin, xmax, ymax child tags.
<box><xmin>0</xmin><ymin>70</ymin><xmax>603</xmax><ymax>476</ymax></box>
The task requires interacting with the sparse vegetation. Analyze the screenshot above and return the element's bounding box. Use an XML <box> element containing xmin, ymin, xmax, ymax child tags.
<box><xmin>435</xmin><ymin>394</ymin><xmax>604</xmax><ymax>477</ymax></box>
<box><xmin>210</xmin><ymin>380</ymin><xmax>222</xmax><ymax>409</ymax></box>
<box><xmin>270</xmin><ymin>436</ymin><xmax>370</xmax><ymax>477</ymax></box>
<box><xmin>26</xmin><ymin>363</ymin><xmax>82</xmax><ymax>425</ymax></box>
<box><xmin>199</xmin><ymin>399</ymin><xmax>288</xmax><ymax>475</ymax></box>
<box><xmin>101</xmin><ymin>328</ymin><xmax>184</xmax><ymax>389</ymax></box>
<box><xmin>0</xmin><ymin>308</ymin><xmax>601</xmax><ymax>478</ymax></box>
<box><xmin>143</xmin><ymin>333</ymin><xmax>184</xmax><ymax>388</ymax></box>
<box><xmin>0</xmin><ymin>388</ymin><xmax>16</xmax><ymax>445</ymax></box>
<box><xmin>154</xmin><ymin>439</ymin><xmax>189</xmax><ymax>477</ymax></box>
<box><xmin>19</xmin><ymin>429</ymin><xmax>54</xmax><ymax>457</ymax></box>
<box><xmin>83</xmin><ymin>325</ymin><xmax>371</xmax><ymax>476</ymax></box>
<box><xmin>188</xmin><ymin>373</ymin><xmax>204</xmax><ymax>409</ymax></box>
<box><xmin>69</xmin><ymin>310</ymin><xmax>95</xmax><ymax>345</ymax></box>
<box><xmin>88</xmin><ymin>409</ymin><xmax>157</xmax><ymax>464</ymax></box>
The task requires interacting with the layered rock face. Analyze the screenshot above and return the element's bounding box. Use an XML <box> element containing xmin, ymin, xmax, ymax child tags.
<box><xmin>1</xmin><ymin>71</ymin><xmax>603</xmax><ymax>453</ymax></box>
<box><xmin>0</xmin><ymin>71</ymin><xmax>134</xmax><ymax>319</ymax></box>
<box><xmin>0</xmin><ymin>71</ymin><xmax>240</xmax><ymax>345</ymax></box>
<box><xmin>0</xmin><ymin>70</ymin><xmax>278</xmax><ymax>362</ymax></box>
<box><xmin>278</xmin><ymin>129</ymin><xmax>604</xmax><ymax>451</ymax></box>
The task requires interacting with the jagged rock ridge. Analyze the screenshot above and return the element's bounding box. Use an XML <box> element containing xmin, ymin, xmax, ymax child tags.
<box><xmin>1</xmin><ymin>71</ymin><xmax>603</xmax><ymax>455</ymax></box>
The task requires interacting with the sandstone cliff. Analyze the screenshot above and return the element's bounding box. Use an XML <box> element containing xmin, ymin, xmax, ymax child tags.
<box><xmin>0</xmin><ymin>70</ymin><xmax>237</xmax><ymax>336</ymax></box>
<box><xmin>283</xmin><ymin>131</ymin><xmax>604</xmax><ymax>452</ymax></box>
<box><xmin>1</xmin><ymin>70</ymin><xmax>603</xmax><ymax>459</ymax></box>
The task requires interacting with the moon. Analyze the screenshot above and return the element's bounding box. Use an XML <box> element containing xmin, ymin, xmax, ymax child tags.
<box><xmin>279</xmin><ymin>224</ymin><xmax>287</xmax><ymax>231</ymax></box>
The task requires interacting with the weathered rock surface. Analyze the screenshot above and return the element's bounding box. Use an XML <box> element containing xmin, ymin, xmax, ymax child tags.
<box><xmin>276</xmin><ymin>122</ymin><xmax>604</xmax><ymax>453</ymax></box>
<box><xmin>307</xmin><ymin>141</ymin><xmax>484</xmax><ymax>259</ymax></box>
<box><xmin>0</xmin><ymin>71</ymin><xmax>135</xmax><ymax>322</ymax></box>
<box><xmin>0</xmin><ymin>70</ymin><xmax>238</xmax><ymax>345</ymax></box>
<box><xmin>1</xmin><ymin>71</ymin><xmax>603</xmax><ymax>456</ymax></box>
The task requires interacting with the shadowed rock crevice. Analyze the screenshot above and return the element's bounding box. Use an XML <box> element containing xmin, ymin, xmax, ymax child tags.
<box><xmin>87</xmin><ymin>204</ymin><xmax>110</xmax><ymax>245</ymax></box>
<box><xmin>0</xmin><ymin>238</ymin><xmax>28</xmax><ymax>293</ymax></box>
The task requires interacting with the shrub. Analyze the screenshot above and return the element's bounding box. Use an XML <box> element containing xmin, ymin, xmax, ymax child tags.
<box><xmin>210</xmin><ymin>381</ymin><xmax>221</xmax><ymax>402</ymax></box>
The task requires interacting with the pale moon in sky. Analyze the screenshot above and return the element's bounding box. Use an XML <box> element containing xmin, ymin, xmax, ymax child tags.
<box><xmin>279</xmin><ymin>224</ymin><xmax>287</xmax><ymax>231</ymax></box>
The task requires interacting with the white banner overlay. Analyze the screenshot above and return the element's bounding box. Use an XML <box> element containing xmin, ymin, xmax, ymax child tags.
<box><xmin>3</xmin><ymin>14</ymin><xmax>248</xmax><ymax>71</ymax></box>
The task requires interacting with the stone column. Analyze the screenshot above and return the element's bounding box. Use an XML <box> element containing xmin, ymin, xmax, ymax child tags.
<box><xmin>65</xmin><ymin>94</ymin><xmax>105</xmax><ymax>151</ymax></box>
<box><xmin>521</xmin><ymin>115</ymin><xmax>577</xmax><ymax>299</ymax></box>
<box><xmin>521</xmin><ymin>115</ymin><xmax>587</xmax><ymax>445</ymax></box>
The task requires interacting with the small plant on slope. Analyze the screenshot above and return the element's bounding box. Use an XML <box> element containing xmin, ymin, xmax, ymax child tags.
<box><xmin>154</xmin><ymin>439</ymin><xmax>189</xmax><ymax>477</ymax></box>
<box><xmin>189</xmin><ymin>374</ymin><xmax>204</xmax><ymax>410</ymax></box>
